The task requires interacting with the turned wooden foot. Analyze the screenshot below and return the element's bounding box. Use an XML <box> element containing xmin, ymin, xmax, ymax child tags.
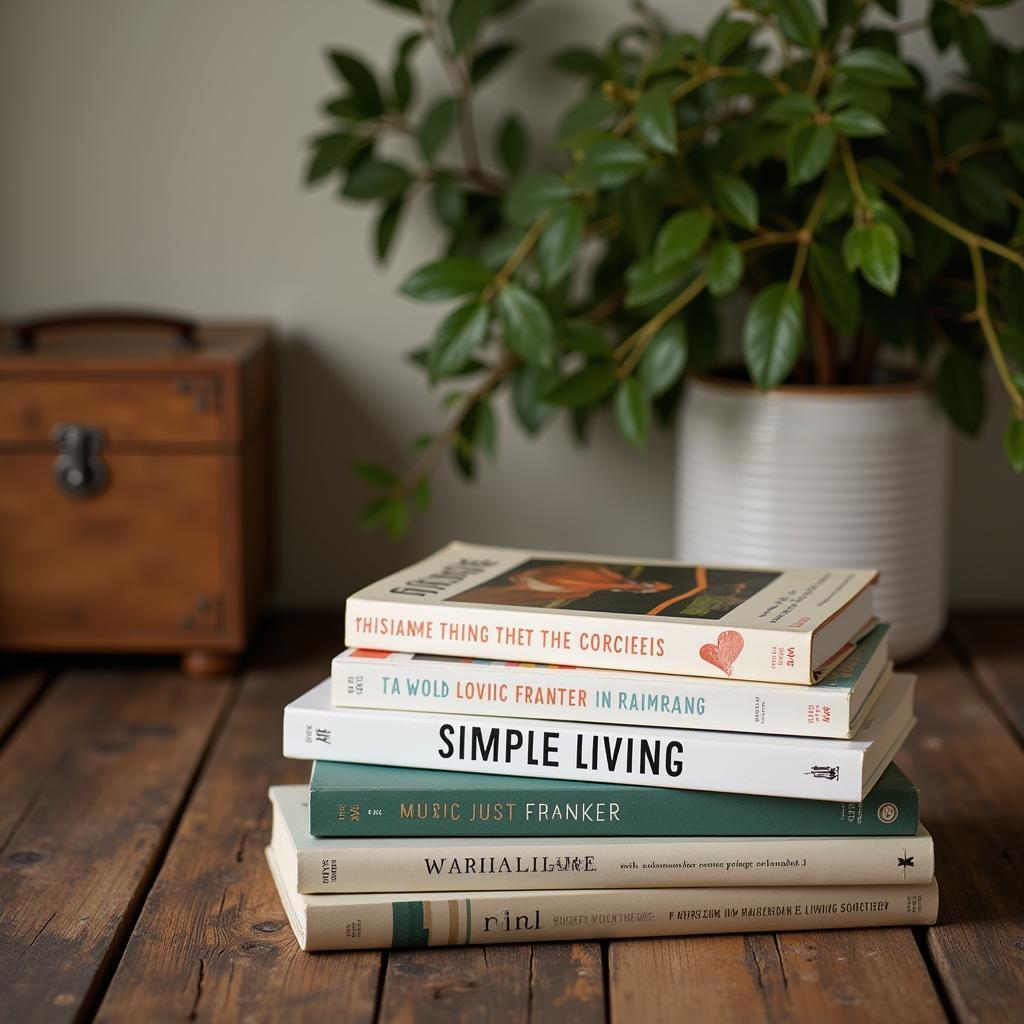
<box><xmin>181</xmin><ymin>650</ymin><xmax>237</xmax><ymax>677</ymax></box>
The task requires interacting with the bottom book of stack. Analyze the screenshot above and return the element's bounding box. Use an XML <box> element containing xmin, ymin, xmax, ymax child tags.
<box><xmin>266</xmin><ymin>784</ymin><xmax>939</xmax><ymax>951</ymax></box>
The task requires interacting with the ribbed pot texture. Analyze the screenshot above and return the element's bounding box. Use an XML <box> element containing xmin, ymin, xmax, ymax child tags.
<box><xmin>674</xmin><ymin>375</ymin><xmax>949</xmax><ymax>662</ymax></box>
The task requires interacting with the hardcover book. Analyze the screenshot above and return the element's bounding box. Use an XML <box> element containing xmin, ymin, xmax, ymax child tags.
<box><xmin>265</xmin><ymin>842</ymin><xmax>939</xmax><ymax>951</ymax></box>
<box><xmin>331</xmin><ymin>624</ymin><xmax>891</xmax><ymax>739</ymax></box>
<box><xmin>271</xmin><ymin>784</ymin><xmax>934</xmax><ymax>894</ymax></box>
<box><xmin>306</xmin><ymin>760</ymin><xmax>921</xmax><ymax>838</ymax></box>
<box><xmin>344</xmin><ymin>542</ymin><xmax>877</xmax><ymax>684</ymax></box>
<box><xmin>284</xmin><ymin>673</ymin><xmax>916</xmax><ymax>802</ymax></box>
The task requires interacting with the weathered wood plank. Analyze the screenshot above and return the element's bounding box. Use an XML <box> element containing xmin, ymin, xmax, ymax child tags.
<box><xmin>609</xmin><ymin>927</ymin><xmax>944</xmax><ymax>1023</ymax></box>
<box><xmin>895</xmin><ymin>640</ymin><xmax>1024</xmax><ymax>1023</ymax></box>
<box><xmin>95</xmin><ymin>615</ymin><xmax>382</xmax><ymax>1024</ymax></box>
<box><xmin>0</xmin><ymin>668</ymin><xmax>48</xmax><ymax>745</ymax></box>
<box><xmin>379</xmin><ymin>942</ymin><xmax>603</xmax><ymax>1024</ymax></box>
<box><xmin>950</xmin><ymin>612</ymin><xmax>1024</xmax><ymax>745</ymax></box>
<box><xmin>0</xmin><ymin>665</ymin><xmax>233</xmax><ymax>1024</ymax></box>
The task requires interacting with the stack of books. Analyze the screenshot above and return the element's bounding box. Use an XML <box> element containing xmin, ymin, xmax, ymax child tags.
<box><xmin>268</xmin><ymin>543</ymin><xmax>938</xmax><ymax>950</ymax></box>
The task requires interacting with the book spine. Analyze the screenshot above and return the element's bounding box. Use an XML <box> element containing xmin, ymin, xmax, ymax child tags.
<box><xmin>293</xmin><ymin>833</ymin><xmax>934</xmax><ymax>894</ymax></box>
<box><xmin>284</xmin><ymin>704</ymin><xmax>870</xmax><ymax>801</ymax></box>
<box><xmin>346</xmin><ymin>596</ymin><xmax>817</xmax><ymax>684</ymax></box>
<box><xmin>307</xmin><ymin>774</ymin><xmax>920</xmax><ymax>838</ymax></box>
<box><xmin>331</xmin><ymin>657</ymin><xmax>855</xmax><ymax>738</ymax></box>
<box><xmin>296</xmin><ymin>877</ymin><xmax>940</xmax><ymax>951</ymax></box>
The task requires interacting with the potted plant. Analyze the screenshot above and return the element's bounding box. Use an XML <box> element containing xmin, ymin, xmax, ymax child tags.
<box><xmin>307</xmin><ymin>0</ymin><xmax>1024</xmax><ymax>659</ymax></box>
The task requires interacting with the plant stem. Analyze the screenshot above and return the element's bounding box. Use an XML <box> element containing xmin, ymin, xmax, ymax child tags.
<box><xmin>839</xmin><ymin>137</ymin><xmax>872</xmax><ymax>213</ymax></box>
<box><xmin>394</xmin><ymin>358</ymin><xmax>517</xmax><ymax>497</ymax></box>
<box><xmin>969</xmin><ymin>244</ymin><xmax>1024</xmax><ymax>418</ymax></box>
<box><xmin>946</xmin><ymin>137</ymin><xmax>1008</xmax><ymax>165</ymax></box>
<box><xmin>481</xmin><ymin>218</ymin><xmax>547</xmax><ymax>302</ymax></box>
<box><xmin>864</xmin><ymin>168</ymin><xmax>1024</xmax><ymax>271</ymax></box>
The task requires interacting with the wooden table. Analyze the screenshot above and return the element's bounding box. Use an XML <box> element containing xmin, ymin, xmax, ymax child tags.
<box><xmin>1</xmin><ymin>613</ymin><xmax>1021</xmax><ymax>1023</ymax></box>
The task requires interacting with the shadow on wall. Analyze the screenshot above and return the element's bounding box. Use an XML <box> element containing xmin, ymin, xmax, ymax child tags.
<box><xmin>275</xmin><ymin>332</ymin><xmax>418</xmax><ymax>605</ymax></box>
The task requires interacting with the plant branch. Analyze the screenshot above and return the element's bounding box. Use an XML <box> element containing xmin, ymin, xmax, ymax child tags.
<box><xmin>840</xmin><ymin>137</ymin><xmax>872</xmax><ymax>213</ymax></box>
<box><xmin>481</xmin><ymin>218</ymin><xmax>548</xmax><ymax>302</ymax></box>
<box><xmin>969</xmin><ymin>244</ymin><xmax>1024</xmax><ymax>418</ymax></box>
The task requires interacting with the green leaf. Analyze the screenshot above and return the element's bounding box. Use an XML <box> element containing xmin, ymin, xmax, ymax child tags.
<box><xmin>942</xmin><ymin>104</ymin><xmax>996</xmax><ymax>153</ymax></box>
<box><xmin>505</xmin><ymin>174</ymin><xmax>576</xmax><ymax>226</ymax></box>
<box><xmin>560</xmin><ymin>319</ymin><xmax>611</xmax><ymax>356</ymax></box>
<box><xmin>432</xmin><ymin>173</ymin><xmax>466</xmax><ymax>228</ymax></box>
<box><xmin>787</xmin><ymin>123</ymin><xmax>837</xmax><ymax>185</ymax></box>
<box><xmin>401</xmin><ymin>257</ymin><xmax>492</xmax><ymax>300</ymax></box>
<box><xmin>648</xmin><ymin>33</ymin><xmax>700</xmax><ymax>74</ymax></box>
<box><xmin>704</xmin><ymin>13</ymin><xmax>755</xmax><ymax>64</ymax></box>
<box><xmin>1001</xmin><ymin>121</ymin><xmax>1024</xmax><ymax>174</ymax></box>
<box><xmin>957</xmin><ymin>164</ymin><xmax>1010</xmax><ymax>223</ymax></box>
<box><xmin>329</xmin><ymin>51</ymin><xmax>384</xmax><ymax>116</ymax></box>
<box><xmin>826</xmin><ymin>0</ymin><xmax>858</xmax><ymax>37</ymax></box>
<box><xmin>544</xmin><ymin>364</ymin><xmax>617</xmax><ymax>407</ymax></box>
<box><xmin>471</xmin><ymin>42</ymin><xmax>516</xmax><ymax>83</ymax></box>
<box><xmin>428</xmin><ymin>301</ymin><xmax>490</xmax><ymax>380</ymax></box>
<box><xmin>929</xmin><ymin>1</ymin><xmax>958</xmax><ymax>51</ymax></box>
<box><xmin>1000</xmin><ymin>326</ymin><xmax>1024</xmax><ymax>363</ymax></box>
<box><xmin>391</xmin><ymin>31</ymin><xmax>422</xmax><ymax>111</ymax></box>
<box><xmin>497</xmin><ymin>283</ymin><xmax>555</xmax><ymax>367</ymax></box>
<box><xmin>635</xmin><ymin>89</ymin><xmax>677</xmax><ymax>155</ymax></box>
<box><xmin>306</xmin><ymin>133</ymin><xmax>359</xmax><ymax>183</ymax></box>
<box><xmin>836</xmin><ymin>47</ymin><xmax>916</xmax><ymax>88</ymax></box>
<box><xmin>625</xmin><ymin>257</ymin><xmax>692</xmax><ymax>308</ymax></box>
<box><xmin>362</xmin><ymin>495</ymin><xmax>409</xmax><ymax>537</ymax></box>
<box><xmin>762</xmin><ymin>93</ymin><xmax>818</xmax><ymax>124</ymax></box>
<box><xmin>706</xmin><ymin>243</ymin><xmax>745</xmax><ymax>298</ymax></box>
<box><xmin>343</xmin><ymin>159</ymin><xmax>411</xmax><ymax>201</ymax></box>
<box><xmin>711</xmin><ymin>172</ymin><xmax>759</xmax><ymax>229</ymax></box>
<box><xmin>808</xmin><ymin>243</ymin><xmax>860</xmax><ymax>335</ymax></box>
<box><xmin>857</xmin><ymin>222</ymin><xmax>901</xmax><ymax>295</ymax></box>
<box><xmin>354</xmin><ymin>462</ymin><xmax>396</xmax><ymax>487</ymax></box>
<box><xmin>449</xmin><ymin>0</ymin><xmax>490</xmax><ymax>53</ymax></box>
<box><xmin>512</xmin><ymin>366</ymin><xmax>557</xmax><ymax>433</ymax></box>
<box><xmin>1004</xmin><ymin>264</ymin><xmax>1024</xmax><ymax>329</ymax></box>
<box><xmin>462</xmin><ymin>398</ymin><xmax>497</xmax><ymax>459</ymax></box>
<box><xmin>418</xmin><ymin>97</ymin><xmax>456</xmax><ymax>161</ymax></box>
<box><xmin>551</xmin><ymin>47</ymin><xmax>609</xmax><ymax>77</ymax></box>
<box><xmin>496</xmin><ymin>115</ymin><xmax>528</xmax><ymax>175</ymax></box>
<box><xmin>573</xmin><ymin>139</ymin><xmax>650</xmax><ymax>189</ymax></box>
<box><xmin>638</xmin><ymin>321</ymin><xmax>687</xmax><ymax>397</ymax></box>
<box><xmin>1004</xmin><ymin>419</ymin><xmax>1024</xmax><ymax>473</ymax></box>
<box><xmin>556</xmin><ymin>94</ymin><xmax>618</xmax><ymax>148</ymax></box>
<box><xmin>957</xmin><ymin>13</ymin><xmax>991</xmax><ymax>74</ymax></box>
<box><xmin>937</xmin><ymin>348</ymin><xmax>985</xmax><ymax>436</ymax></box>
<box><xmin>614</xmin><ymin>377</ymin><xmax>650</xmax><ymax>449</ymax></box>
<box><xmin>825</xmin><ymin>79</ymin><xmax>891</xmax><ymax>116</ymax></box>
<box><xmin>653</xmin><ymin>210</ymin><xmax>712</xmax><ymax>273</ymax></box>
<box><xmin>538</xmin><ymin>202</ymin><xmax>584</xmax><ymax>288</ymax></box>
<box><xmin>777</xmin><ymin>0</ymin><xmax>821</xmax><ymax>51</ymax></box>
<box><xmin>832</xmin><ymin>107</ymin><xmax>887</xmax><ymax>138</ymax></box>
<box><xmin>742</xmin><ymin>283</ymin><xmax>805</xmax><ymax>390</ymax></box>
<box><xmin>374</xmin><ymin>197</ymin><xmax>404</xmax><ymax>262</ymax></box>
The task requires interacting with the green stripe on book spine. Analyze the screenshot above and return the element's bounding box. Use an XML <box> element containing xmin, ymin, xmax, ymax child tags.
<box><xmin>391</xmin><ymin>901</ymin><xmax>429</xmax><ymax>948</ymax></box>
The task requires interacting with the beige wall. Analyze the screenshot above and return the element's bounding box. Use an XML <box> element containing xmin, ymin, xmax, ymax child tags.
<box><xmin>2</xmin><ymin>0</ymin><xmax>1021</xmax><ymax>606</ymax></box>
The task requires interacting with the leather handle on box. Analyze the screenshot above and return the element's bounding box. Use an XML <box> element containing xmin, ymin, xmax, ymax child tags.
<box><xmin>10</xmin><ymin>310</ymin><xmax>200</xmax><ymax>351</ymax></box>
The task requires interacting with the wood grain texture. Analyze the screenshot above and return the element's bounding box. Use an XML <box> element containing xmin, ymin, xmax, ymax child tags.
<box><xmin>609</xmin><ymin>927</ymin><xmax>943</xmax><ymax>1023</ymax></box>
<box><xmin>0</xmin><ymin>667</ymin><xmax>232</xmax><ymax>1024</ymax></box>
<box><xmin>95</xmin><ymin>615</ymin><xmax>382</xmax><ymax>1024</ymax></box>
<box><xmin>950</xmin><ymin>612</ymin><xmax>1024</xmax><ymax>745</ymax></box>
<box><xmin>0</xmin><ymin>669</ymin><xmax>48</xmax><ymax>743</ymax></box>
<box><xmin>895</xmin><ymin>640</ymin><xmax>1024</xmax><ymax>1023</ymax></box>
<box><xmin>379</xmin><ymin>943</ymin><xmax>603</xmax><ymax>1024</ymax></box>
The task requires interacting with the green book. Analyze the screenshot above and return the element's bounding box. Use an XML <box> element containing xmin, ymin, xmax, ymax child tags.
<box><xmin>308</xmin><ymin>760</ymin><xmax>918</xmax><ymax>838</ymax></box>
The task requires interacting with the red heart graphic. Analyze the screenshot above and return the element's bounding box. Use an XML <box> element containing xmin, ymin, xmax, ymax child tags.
<box><xmin>699</xmin><ymin>630</ymin><xmax>744</xmax><ymax>676</ymax></box>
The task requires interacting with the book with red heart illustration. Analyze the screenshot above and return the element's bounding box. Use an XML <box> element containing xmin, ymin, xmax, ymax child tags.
<box><xmin>345</xmin><ymin>542</ymin><xmax>877</xmax><ymax>684</ymax></box>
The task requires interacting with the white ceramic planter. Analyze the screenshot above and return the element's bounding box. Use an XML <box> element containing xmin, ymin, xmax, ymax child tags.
<box><xmin>674</xmin><ymin>375</ymin><xmax>949</xmax><ymax>662</ymax></box>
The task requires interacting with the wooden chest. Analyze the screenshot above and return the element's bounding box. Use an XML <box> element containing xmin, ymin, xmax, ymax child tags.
<box><xmin>0</xmin><ymin>312</ymin><xmax>273</xmax><ymax>674</ymax></box>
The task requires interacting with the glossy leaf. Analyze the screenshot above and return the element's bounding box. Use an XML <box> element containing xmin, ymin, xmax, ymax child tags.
<box><xmin>449</xmin><ymin>0</ymin><xmax>489</xmax><ymax>53</ymax></box>
<box><xmin>777</xmin><ymin>0</ymin><xmax>821</xmax><ymax>51</ymax></box>
<box><xmin>625</xmin><ymin>257</ymin><xmax>692</xmax><ymax>308</ymax></box>
<box><xmin>763</xmin><ymin>93</ymin><xmax>818</xmax><ymax>124</ymax></box>
<box><xmin>306</xmin><ymin>133</ymin><xmax>359</xmax><ymax>183</ymax></box>
<box><xmin>638</xmin><ymin>321</ymin><xmax>688</xmax><ymax>397</ymax></box>
<box><xmin>343</xmin><ymin>159</ymin><xmax>411</xmax><ymax>201</ymax></box>
<box><xmin>329</xmin><ymin>51</ymin><xmax>384</xmax><ymax>115</ymax></box>
<box><xmin>538</xmin><ymin>202</ymin><xmax>584</xmax><ymax>288</ymax></box>
<box><xmin>544</xmin><ymin>364</ymin><xmax>618</xmax><ymax>407</ymax></box>
<box><xmin>787</xmin><ymin>123</ymin><xmax>837</xmax><ymax>184</ymax></box>
<box><xmin>836</xmin><ymin>47</ymin><xmax>916</xmax><ymax>88</ymax></box>
<box><xmin>428</xmin><ymin>301</ymin><xmax>490</xmax><ymax>380</ymax></box>
<box><xmin>711</xmin><ymin>172</ymin><xmax>759</xmax><ymax>229</ymax></box>
<box><xmin>635</xmin><ymin>88</ymin><xmax>677</xmax><ymax>155</ymax></box>
<box><xmin>937</xmin><ymin>348</ymin><xmax>985</xmax><ymax>435</ymax></box>
<box><xmin>505</xmin><ymin>174</ymin><xmax>576</xmax><ymax>226</ymax></box>
<box><xmin>1004</xmin><ymin>419</ymin><xmax>1024</xmax><ymax>473</ymax></box>
<box><xmin>418</xmin><ymin>98</ymin><xmax>456</xmax><ymax>161</ymax></box>
<box><xmin>401</xmin><ymin>257</ymin><xmax>492</xmax><ymax>300</ymax></box>
<box><xmin>957</xmin><ymin>13</ymin><xmax>991</xmax><ymax>74</ymax></box>
<box><xmin>574</xmin><ymin>139</ymin><xmax>650</xmax><ymax>189</ymax></box>
<box><xmin>432</xmin><ymin>174</ymin><xmax>466</xmax><ymax>228</ymax></box>
<box><xmin>551</xmin><ymin>47</ymin><xmax>609</xmax><ymax>77</ymax></box>
<box><xmin>614</xmin><ymin>377</ymin><xmax>650</xmax><ymax>449</ymax></box>
<box><xmin>704</xmin><ymin>13</ymin><xmax>755</xmax><ymax>64</ymax></box>
<box><xmin>354</xmin><ymin>462</ymin><xmax>395</xmax><ymax>487</ymax></box>
<box><xmin>375</xmin><ymin>197</ymin><xmax>404</xmax><ymax>262</ymax></box>
<box><xmin>653</xmin><ymin>209</ymin><xmax>712</xmax><ymax>273</ymax></box>
<box><xmin>497</xmin><ymin>115</ymin><xmax>528</xmax><ymax>174</ymax></box>
<box><xmin>512</xmin><ymin>365</ymin><xmax>557</xmax><ymax>433</ymax></box>
<box><xmin>808</xmin><ymin>243</ymin><xmax>860</xmax><ymax>335</ymax></box>
<box><xmin>858</xmin><ymin>222</ymin><xmax>901</xmax><ymax>295</ymax></box>
<box><xmin>832</xmin><ymin>107</ymin><xmax>887</xmax><ymax>137</ymax></box>
<box><xmin>497</xmin><ymin>284</ymin><xmax>555</xmax><ymax>367</ymax></box>
<box><xmin>706</xmin><ymin>242</ymin><xmax>745</xmax><ymax>297</ymax></box>
<box><xmin>471</xmin><ymin>43</ymin><xmax>517</xmax><ymax>83</ymax></box>
<box><xmin>560</xmin><ymin>319</ymin><xmax>611</xmax><ymax>356</ymax></box>
<box><xmin>742</xmin><ymin>283</ymin><xmax>805</xmax><ymax>390</ymax></box>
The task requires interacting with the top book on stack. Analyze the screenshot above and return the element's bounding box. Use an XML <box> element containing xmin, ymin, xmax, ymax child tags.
<box><xmin>345</xmin><ymin>543</ymin><xmax>877</xmax><ymax>685</ymax></box>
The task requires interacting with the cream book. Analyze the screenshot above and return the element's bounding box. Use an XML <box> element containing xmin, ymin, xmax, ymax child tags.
<box><xmin>344</xmin><ymin>542</ymin><xmax>877</xmax><ymax>684</ymax></box>
<box><xmin>265</xmin><ymin>842</ymin><xmax>939</xmax><ymax>951</ymax></box>
<box><xmin>270</xmin><ymin>784</ymin><xmax>935</xmax><ymax>894</ymax></box>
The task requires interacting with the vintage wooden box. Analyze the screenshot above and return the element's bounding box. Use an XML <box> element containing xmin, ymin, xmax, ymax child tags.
<box><xmin>0</xmin><ymin>312</ymin><xmax>273</xmax><ymax>675</ymax></box>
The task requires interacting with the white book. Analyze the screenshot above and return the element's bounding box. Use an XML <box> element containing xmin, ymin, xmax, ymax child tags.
<box><xmin>344</xmin><ymin>542</ymin><xmax>877</xmax><ymax>684</ymax></box>
<box><xmin>270</xmin><ymin>784</ymin><xmax>934</xmax><ymax>894</ymax></box>
<box><xmin>331</xmin><ymin>624</ymin><xmax>891</xmax><ymax>739</ymax></box>
<box><xmin>265</xmin><ymin>842</ymin><xmax>939</xmax><ymax>951</ymax></box>
<box><xmin>283</xmin><ymin>673</ymin><xmax>916</xmax><ymax>802</ymax></box>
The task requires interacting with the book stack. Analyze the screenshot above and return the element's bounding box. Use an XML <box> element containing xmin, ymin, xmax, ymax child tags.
<box><xmin>268</xmin><ymin>543</ymin><xmax>938</xmax><ymax>950</ymax></box>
